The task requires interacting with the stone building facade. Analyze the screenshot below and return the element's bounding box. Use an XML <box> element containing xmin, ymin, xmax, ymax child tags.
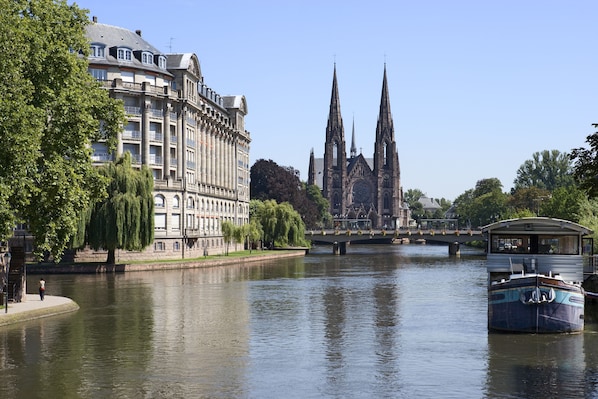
<box><xmin>308</xmin><ymin>65</ymin><xmax>409</xmax><ymax>229</ymax></box>
<box><xmin>74</xmin><ymin>19</ymin><xmax>251</xmax><ymax>261</ymax></box>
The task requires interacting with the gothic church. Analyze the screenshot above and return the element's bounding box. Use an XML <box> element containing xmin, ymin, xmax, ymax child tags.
<box><xmin>308</xmin><ymin>65</ymin><xmax>409</xmax><ymax>229</ymax></box>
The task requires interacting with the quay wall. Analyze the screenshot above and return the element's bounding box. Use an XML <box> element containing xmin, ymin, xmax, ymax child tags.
<box><xmin>26</xmin><ymin>250</ymin><xmax>307</xmax><ymax>274</ymax></box>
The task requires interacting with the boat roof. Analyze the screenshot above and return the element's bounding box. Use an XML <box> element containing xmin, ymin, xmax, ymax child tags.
<box><xmin>481</xmin><ymin>217</ymin><xmax>593</xmax><ymax>236</ymax></box>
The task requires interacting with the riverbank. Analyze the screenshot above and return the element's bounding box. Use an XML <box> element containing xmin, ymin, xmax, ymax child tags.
<box><xmin>0</xmin><ymin>294</ymin><xmax>79</xmax><ymax>327</ymax></box>
<box><xmin>26</xmin><ymin>249</ymin><xmax>308</xmax><ymax>274</ymax></box>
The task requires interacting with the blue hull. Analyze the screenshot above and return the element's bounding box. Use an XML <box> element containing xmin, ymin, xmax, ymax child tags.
<box><xmin>488</xmin><ymin>276</ymin><xmax>584</xmax><ymax>333</ymax></box>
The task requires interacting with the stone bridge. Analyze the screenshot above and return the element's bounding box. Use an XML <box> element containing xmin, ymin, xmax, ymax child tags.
<box><xmin>306</xmin><ymin>228</ymin><xmax>484</xmax><ymax>255</ymax></box>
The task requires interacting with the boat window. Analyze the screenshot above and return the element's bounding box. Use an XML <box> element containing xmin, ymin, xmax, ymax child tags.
<box><xmin>491</xmin><ymin>234</ymin><xmax>579</xmax><ymax>254</ymax></box>
<box><xmin>491</xmin><ymin>235</ymin><xmax>529</xmax><ymax>254</ymax></box>
<box><xmin>538</xmin><ymin>235</ymin><xmax>579</xmax><ymax>255</ymax></box>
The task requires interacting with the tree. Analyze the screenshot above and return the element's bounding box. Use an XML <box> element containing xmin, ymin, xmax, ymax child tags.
<box><xmin>404</xmin><ymin>189</ymin><xmax>425</xmax><ymax>208</ymax></box>
<box><xmin>0</xmin><ymin>0</ymin><xmax>124</xmax><ymax>261</ymax></box>
<box><xmin>571</xmin><ymin>131</ymin><xmax>598</xmax><ymax>198</ymax></box>
<box><xmin>250</xmin><ymin>159</ymin><xmax>326</xmax><ymax>228</ymax></box>
<box><xmin>221</xmin><ymin>221</ymin><xmax>235</xmax><ymax>255</ymax></box>
<box><xmin>250</xmin><ymin>199</ymin><xmax>309</xmax><ymax>248</ymax></box>
<box><xmin>75</xmin><ymin>153</ymin><xmax>154</xmax><ymax>264</ymax></box>
<box><xmin>454</xmin><ymin>178</ymin><xmax>509</xmax><ymax>228</ymax></box>
<box><xmin>509</xmin><ymin>187</ymin><xmax>552</xmax><ymax>215</ymax></box>
<box><xmin>539</xmin><ymin>186</ymin><xmax>587</xmax><ymax>222</ymax></box>
<box><xmin>513</xmin><ymin>150</ymin><xmax>574</xmax><ymax>192</ymax></box>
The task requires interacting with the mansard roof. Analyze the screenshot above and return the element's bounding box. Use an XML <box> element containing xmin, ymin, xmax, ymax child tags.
<box><xmin>85</xmin><ymin>22</ymin><xmax>170</xmax><ymax>76</ymax></box>
<box><xmin>223</xmin><ymin>95</ymin><xmax>248</xmax><ymax>114</ymax></box>
<box><xmin>166</xmin><ymin>53</ymin><xmax>202</xmax><ymax>79</ymax></box>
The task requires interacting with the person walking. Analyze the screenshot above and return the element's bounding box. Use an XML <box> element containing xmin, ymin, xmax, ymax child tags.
<box><xmin>39</xmin><ymin>278</ymin><xmax>45</xmax><ymax>301</ymax></box>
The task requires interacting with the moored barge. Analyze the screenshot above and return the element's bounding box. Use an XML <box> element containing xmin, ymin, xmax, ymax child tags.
<box><xmin>482</xmin><ymin>217</ymin><xmax>593</xmax><ymax>333</ymax></box>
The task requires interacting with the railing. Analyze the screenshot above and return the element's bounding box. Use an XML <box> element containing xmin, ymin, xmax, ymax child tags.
<box><xmin>149</xmin><ymin>132</ymin><xmax>163</xmax><ymax>142</ymax></box>
<box><xmin>124</xmin><ymin>106</ymin><xmax>141</xmax><ymax>115</ymax></box>
<box><xmin>122</xmin><ymin>130</ymin><xmax>141</xmax><ymax>141</ymax></box>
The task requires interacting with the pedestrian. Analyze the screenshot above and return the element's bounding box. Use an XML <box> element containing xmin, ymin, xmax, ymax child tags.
<box><xmin>39</xmin><ymin>278</ymin><xmax>45</xmax><ymax>301</ymax></box>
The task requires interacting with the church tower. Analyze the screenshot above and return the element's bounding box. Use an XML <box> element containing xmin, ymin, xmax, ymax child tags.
<box><xmin>373</xmin><ymin>65</ymin><xmax>401</xmax><ymax>228</ymax></box>
<box><xmin>314</xmin><ymin>64</ymin><xmax>405</xmax><ymax>228</ymax></box>
<box><xmin>323</xmin><ymin>64</ymin><xmax>348</xmax><ymax>217</ymax></box>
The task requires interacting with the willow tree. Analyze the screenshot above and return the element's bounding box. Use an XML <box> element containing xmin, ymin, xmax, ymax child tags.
<box><xmin>0</xmin><ymin>0</ymin><xmax>124</xmax><ymax>260</ymax></box>
<box><xmin>251</xmin><ymin>199</ymin><xmax>308</xmax><ymax>248</ymax></box>
<box><xmin>77</xmin><ymin>153</ymin><xmax>154</xmax><ymax>264</ymax></box>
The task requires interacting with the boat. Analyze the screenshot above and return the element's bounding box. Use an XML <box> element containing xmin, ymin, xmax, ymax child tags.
<box><xmin>482</xmin><ymin>217</ymin><xmax>593</xmax><ymax>333</ymax></box>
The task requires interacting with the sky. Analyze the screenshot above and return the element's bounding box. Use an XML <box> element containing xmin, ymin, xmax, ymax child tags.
<box><xmin>71</xmin><ymin>0</ymin><xmax>598</xmax><ymax>201</ymax></box>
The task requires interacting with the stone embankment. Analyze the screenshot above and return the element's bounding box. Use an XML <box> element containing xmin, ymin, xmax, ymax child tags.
<box><xmin>0</xmin><ymin>294</ymin><xmax>79</xmax><ymax>327</ymax></box>
<box><xmin>26</xmin><ymin>249</ymin><xmax>308</xmax><ymax>274</ymax></box>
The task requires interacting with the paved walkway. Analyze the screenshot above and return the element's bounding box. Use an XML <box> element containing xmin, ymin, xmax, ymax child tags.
<box><xmin>0</xmin><ymin>294</ymin><xmax>79</xmax><ymax>327</ymax></box>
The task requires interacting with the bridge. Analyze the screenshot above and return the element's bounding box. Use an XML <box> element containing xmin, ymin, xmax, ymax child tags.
<box><xmin>305</xmin><ymin>228</ymin><xmax>484</xmax><ymax>255</ymax></box>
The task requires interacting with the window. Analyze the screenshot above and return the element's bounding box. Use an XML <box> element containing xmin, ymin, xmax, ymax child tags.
<box><xmin>173</xmin><ymin>241</ymin><xmax>180</xmax><ymax>251</ymax></box>
<box><xmin>154</xmin><ymin>195</ymin><xmax>165</xmax><ymax>208</ymax></box>
<box><xmin>172</xmin><ymin>214</ymin><xmax>180</xmax><ymax>231</ymax></box>
<box><xmin>155</xmin><ymin>241</ymin><xmax>165</xmax><ymax>251</ymax></box>
<box><xmin>155</xmin><ymin>213</ymin><xmax>166</xmax><ymax>230</ymax></box>
<box><xmin>173</xmin><ymin>196</ymin><xmax>180</xmax><ymax>208</ymax></box>
<box><xmin>141</xmin><ymin>51</ymin><xmax>153</xmax><ymax>65</ymax></box>
<box><xmin>121</xmin><ymin>71</ymin><xmax>134</xmax><ymax>83</ymax></box>
<box><xmin>158</xmin><ymin>56</ymin><xmax>167</xmax><ymax>69</ymax></box>
<box><xmin>90</xmin><ymin>44</ymin><xmax>105</xmax><ymax>58</ymax></box>
<box><xmin>89</xmin><ymin>68</ymin><xmax>107</xmax><ymax>81</ymax></box>
<box><xmin>117</xmin><ymin>47</ymin><xmax>132</xmax><ymax>61</ymax></box>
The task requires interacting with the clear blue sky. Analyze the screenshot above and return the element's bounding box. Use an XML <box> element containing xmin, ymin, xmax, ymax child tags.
<box><xmin>72</xmin><ymin>0</ymin><xmax>598</xmax><ymax>201</ymax></box>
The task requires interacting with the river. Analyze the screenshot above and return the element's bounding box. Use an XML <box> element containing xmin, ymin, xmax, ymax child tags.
<box><xmin>1</xmin><ymin>244</ymin><xmax>598</xmax><ymax>398</ymax></box>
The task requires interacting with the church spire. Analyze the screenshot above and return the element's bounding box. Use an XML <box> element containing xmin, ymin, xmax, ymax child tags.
<box><xmin>350</xmin><ymin>116</ymin><xmax>357</xmax><ymax>158</ymax></box>
<box><xmin>326</xmin><ymin>63</ymin><xmax>344</xmax><ymax>141</ymax></box>
<box><xmin>308</xmin><ymin>148</ymin><xmax>315</xmax><ymax>186</ymax></box>
<box><xmin>376</xmin><ymin>63</ymin><xmax>394</xmax><ymax>141</ymax></box>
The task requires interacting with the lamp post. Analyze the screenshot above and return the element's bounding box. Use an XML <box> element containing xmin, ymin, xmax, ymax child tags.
<box><xmin>203</xmin><ymin>232</ymin><xmax>207</xmax><ymax>258</ymax></box>
<box><xmin>4</xmin><ymin>252</ymin><xmax>11</xmax><ymax>314</ymax></box>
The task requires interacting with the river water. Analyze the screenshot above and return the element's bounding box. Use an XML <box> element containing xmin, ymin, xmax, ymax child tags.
<box><xmin>2</xmin><ymin>244</ymin><xmax>598</xmax><ymax>398</ymax></box>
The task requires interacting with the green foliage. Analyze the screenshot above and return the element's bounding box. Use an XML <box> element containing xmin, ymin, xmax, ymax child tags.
<box><xmin>540</xmin><ymin>186</ymin><xmax>587</xmax><ymax>222</ymax></box>
<box><xmin>221</xmin><ymin>221</ymin><xmax>235</xmax><ymax>255</ymax></box>
<box><xmin>572</xmin><ymin>132</ymin><xmax>598</xmax><ymax>198</ymax></box>
<box><xmin>0</xmin><ymin>0</ymin><xmax>125</xmax><ymax>260</ymax></box>
<box><xmin>250</xmin><ymin>159</ymin><xmax>327</xmax><ymax>228</ymax></box>
<box><xmin>513</xmin><ymin>150</ymin><xmax>574</xmax><ymax>192</ymax></box>
<box><xmin>404</xmin><ymin>189</ymin><xmax>424</xmax><ymax>208</ymax></box>
<box><xmin>250</xmin><ymin>199</ymin><xmax>309</xmax><ymax>248</ymax></box>
<box><xmin>79</xmin><ymin>153</ymin><xmax>154</xmax><ymax>263</ymax></box>
<box><xmin>454</xmin><ymin>179</ymin><xmax>508</xmax><ymax>228</ymax></box>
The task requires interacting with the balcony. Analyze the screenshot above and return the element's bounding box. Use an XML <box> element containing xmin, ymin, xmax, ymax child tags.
<box><xmin>124</xmin><ymin>106</ymin><xmax>141</xmax><ymax>116</ymax></box>
<box><xmin>122</xmin><ymin>130</ymin><xmax>141</xmax><ymax>141</ymax></box>
<box><xmin>149</xmin><ymin>132</ymin><xmax>163</xmax><ymax>142</ymax></box>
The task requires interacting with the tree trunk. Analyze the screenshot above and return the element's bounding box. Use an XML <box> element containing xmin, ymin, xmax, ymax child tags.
<box><xmin>107</xmin><ymin>249</ymin><xmax>116</xmax><ymax>265</ymax></box>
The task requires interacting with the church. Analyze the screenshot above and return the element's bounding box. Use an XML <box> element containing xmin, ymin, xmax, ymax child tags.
<box><xmin>308</xmin><ymin>65</ymin><xmax>409</xmax><ymax>229</ymax></box>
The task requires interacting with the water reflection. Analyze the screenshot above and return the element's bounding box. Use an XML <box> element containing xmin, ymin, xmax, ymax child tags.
<box><xmin>0</xmin><ymin>245</ymin><xmax>597</xmax><ymax>398</ymax></box>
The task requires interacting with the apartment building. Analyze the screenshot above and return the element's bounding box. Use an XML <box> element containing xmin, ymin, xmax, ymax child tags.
<box><xmin>79</xmin><ymin>18</ymin><xmax>251</xmax><ymax>261</ymax></box>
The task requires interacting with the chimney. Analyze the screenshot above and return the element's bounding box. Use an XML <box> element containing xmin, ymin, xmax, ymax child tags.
<box><xmin>92</xmin><ymin>16</ymin><xmax>97</xmax><ymax>23</ymax></box>
<box><xmin>135</xmin><ymin>29</ymin><xmax>142</xmax><ymax>37</ymax></box>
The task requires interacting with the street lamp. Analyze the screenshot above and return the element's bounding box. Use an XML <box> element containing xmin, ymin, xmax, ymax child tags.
<box><xmin>4</xmin><ymin>252</ymin><xmax>11</xmax><ymax>314</ymax></box>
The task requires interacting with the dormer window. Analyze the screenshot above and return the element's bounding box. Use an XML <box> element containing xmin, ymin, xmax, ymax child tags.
<box><xmin>90</xmin><ymin>44</ymin><xmax>105</xmax><ymax>58</ymax></box>
<box><xmin>117</xmin><ymin>47</ymin><xmax>132</xmax><ymax>61</ymax></box>
<box><xmin>141</xmin><ymin>51</ymin><xmax>153</xmax><ymax>65</ymax></box>
<box><xmin>158</xmin><ymin>55</ymin><xmax>167</xmax><ymax>69</ymax></box>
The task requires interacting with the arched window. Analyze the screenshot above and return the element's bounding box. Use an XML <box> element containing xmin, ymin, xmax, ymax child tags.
<box><xmin>154</xmin><ymin>194</ymin><xmax>165</xmax><ymax>208</ymax></box>
<box><xmin>384</xmin><ymin>193</ymin><xmax>390</xmax><ymax>210</ymax></box>
<box><xmin>333</xmin><ymin>142</ymin><xmax>338</xmax><ymax>167</ymax></box>
<box><xmin>172</xmin><ymin>195</ymin><xmax>180</xmax><ymax>208</ymax></box>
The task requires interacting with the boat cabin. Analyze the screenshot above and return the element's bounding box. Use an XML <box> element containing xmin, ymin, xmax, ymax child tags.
<box><xmin>482</xmin><ymin>217</ymin><xmax>593</xmax><ymax>284</ymax></box>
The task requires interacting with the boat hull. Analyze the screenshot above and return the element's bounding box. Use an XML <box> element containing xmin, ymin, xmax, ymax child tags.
<box><xmin>488</xmin><ymin>275</ymin><xmax>584</xmax><ymax>333</ymax></box>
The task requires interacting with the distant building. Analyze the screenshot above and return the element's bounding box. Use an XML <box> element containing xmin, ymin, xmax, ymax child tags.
<box><xmin>75</xmin><ymin>18</ymin><xmax>251</xmax><ymax>261</ymax></box>
<box><xmin>308</xmin><ymin>65</ymin><xmax>409</xmax><ymax>228</ymax></box>
<box><xmin>418</xmin><ymin>196</ymin><xmax>442</xmax><ymax>214</ymax></box>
